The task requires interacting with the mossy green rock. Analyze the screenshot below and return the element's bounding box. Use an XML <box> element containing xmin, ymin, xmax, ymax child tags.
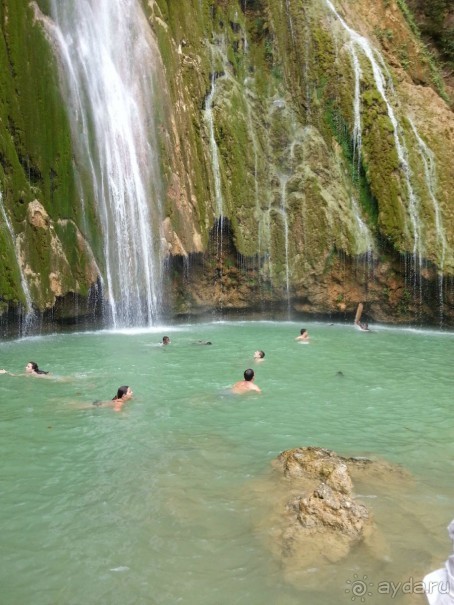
<box><xmin>0</xmin><ymin>0</ymin><xmax>453</xmax><ymax>328</ymax></box>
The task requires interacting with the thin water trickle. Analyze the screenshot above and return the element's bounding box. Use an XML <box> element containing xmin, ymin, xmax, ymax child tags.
<box><xmin>242</xmin><ymin>25</ymin><xmax>271</xmax><ymax>283</ymax></box>
<box><xmin>349</xmin><ymin>41</ymin><xmax>362</xmax><ymax>175</ymax></box>
<box><xmin>325</xmin><ymin>0</ymin><xmax>423</xmax><ymax>281</ymax></box>
<box><xmin>0</xmin><ymin>194</ymin><xmax>36</xmax><ymax>334</ymax></box>
<box><xmin>205</xmin><ymin>60</ymin><xmax>225</xmax><ymax>224</ymax></box>
<box><xmin>285</xmin><ymin>0</ymin><xmax>296</xmax><ymax>48</ymax></box>
<box><xmin>408</xmin><ymin>118</ymin><xmax>448</xmax><ymax>325</ymax></box>
<box><xmin>278</xmin><ymin>175</ymin><xmax>291</xmax><ymax>315</ymax></box>
<box><xmin>48</xmin><ymin>0</ymin><xmax>164</xmax><ymax>327</ymax></box>
<box><xmin>408</xmin><ymin>118</ymin><xmax>447</xmax><ymax>270</ymax></box>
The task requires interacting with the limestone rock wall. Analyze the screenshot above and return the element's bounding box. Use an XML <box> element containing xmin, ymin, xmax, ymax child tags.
<box><xmin>0</xmin><ymin>0</ymin><xmax>453</xmax><ymax>330</ymax></box>
<box><xmin>0</xmin><ymin>0</ymin><xmax>102</xmax><ymax>323</ymax></box>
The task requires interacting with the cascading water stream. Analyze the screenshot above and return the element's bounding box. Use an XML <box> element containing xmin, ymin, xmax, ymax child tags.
<box><xmin>325</xmin><ymin>1</ymin><xmax>423</xmax><ymax>278</ymax></box>
<box><xmin>285</xmin><ymin>0</ymin><xmax>296</xmax><ymax>48</ymax></box>
<box><xmin>205</xmin><ymin>74</ymin><xmax>225</xmax><ymax>226</ymax></box>
<box><xmin>409</xmin><ymin>117</ymin><xmax>448</xmax><ymax>324</ymax></box>
<box><xmin>345</xmin><ymin>41</ymin><xmax>374</xmax><ymax>261</ymax></box>
<box><xmin>48</xmin><ymin>0</ymin><xmax>164</xmax><ymax>328</ymax></box>
<box><xmin>349</xmin><ymin>42</ymin><xmax>362</xmax><ymax>175</ymax></box>
<box><xmin>0</xmin><ymin>194</ymin><xmax>35</xmax><ymax>333</ymax></box>
<box><xmin>278</xmin><ymin>175</ymin><xmax>291</xmax><ymax>314</ymax></box>
<box><xmin>240</xmin><ymin>22</ymin><xmax>270</xmax><ymax>280</ymax></box>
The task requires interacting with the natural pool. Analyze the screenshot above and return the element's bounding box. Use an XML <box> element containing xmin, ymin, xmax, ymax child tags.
<box><xmin>0</xmin><ymin>321</ymin><xmax>453</xmax><ymax>605</ymax></box>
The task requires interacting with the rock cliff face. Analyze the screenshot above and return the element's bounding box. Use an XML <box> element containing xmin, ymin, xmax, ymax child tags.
<box><xmin>0</xmin><ymin>0</ymin><xmax>453</xmax><ymax>333</ymax></box>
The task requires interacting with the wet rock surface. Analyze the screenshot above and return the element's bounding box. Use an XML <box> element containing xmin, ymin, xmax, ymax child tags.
<box><xmin>271</xmin><ymin>446</ymin><xmax>411</xmax><ymax>568</ymax></box>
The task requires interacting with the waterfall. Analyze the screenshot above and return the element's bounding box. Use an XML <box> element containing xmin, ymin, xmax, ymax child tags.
<box><xmin>285</xmin><ymin>0</ymin><xmax>296</xmax><ymax>48</ymax></box>
<box><xmin>0</xmin><ymin>194</ymin><xmax>36</xmax><ymax>334</ymax></box>
<box><xmin>49</xmin><ymin>0</ymin><xmax>164</xmax><ymax>327</ymax></box>
<box><xmin>241</xmin><ymin>21</ymin><xmax>270</xmax><ymax>281</ymax></box>
<box><xmin>204</xmin><ymin>40</ymin><xmax>226</xmax><ymax>228</ymax></box>
<box><xmin>325</xmin><ymin>1</ymin><xmax>422</xmax><ymax>262</ymax></box>
<box><xmin>409</xmin><ymin>117</ymin><xmax>448</xmax><ymax>323</ymax></box>
<box><xmin>345</xmin><ymin>41</ymin><xmax>374</xmax><ymax>258</ymax></box>
<box><xmin>349</xmin><ymin>42</ymin><xmax>362</xmax><ymax>175</ymax></box>
<box><xmin>278</xmin><ymin>175</ymin><xmax>291</xmax><ymax>314</ymax></box>
<box><xmin>408</xmin><ymin>119</ymin><xmax>447</xmax><ymax>270</ymax></box>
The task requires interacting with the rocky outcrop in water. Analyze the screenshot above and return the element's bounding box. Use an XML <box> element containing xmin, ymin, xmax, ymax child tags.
<box><xmin>271</xmin><ymin>446</ymin><xmax>410</xmax><ymax>567</ymax></box>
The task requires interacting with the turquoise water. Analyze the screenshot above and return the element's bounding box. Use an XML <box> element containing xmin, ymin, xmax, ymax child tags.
<box><xmin>1</xmin><ymin>321</ymin><xmax>453</xmax><ymax>605</ymax></box>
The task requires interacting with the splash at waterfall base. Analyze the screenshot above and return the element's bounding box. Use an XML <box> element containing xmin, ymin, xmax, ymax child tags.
<box><xmin>164</xmin><ymin>219</ymin><xmax>454</xmax><ymax>326</ymax></box>
<box><xmin>1</xmin><ymin>0</ymin><xmax>454</xmax><ymax>337</ymax></box>
<box><xmin>1</xmin><ymin>216</ymin><xmax>453</xmax><ymax>336</ymax></box>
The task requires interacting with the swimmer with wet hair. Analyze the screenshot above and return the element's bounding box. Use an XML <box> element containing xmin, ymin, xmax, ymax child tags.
<box><xmin>253</xmin><ymin>350</ymin><xmax>265</xmax><ymax>361</ymax></box>
<box><xmin>296</xmin><ymin>329</ymin><xmax>309</xmax><ymax>342</ymax></box>
<box><xmin>231</xmin><ymin>368</ymin><xmax>261</xmax><ymax>394</ymax></box>
<box><xmin>162</xmin><ymin>336</ymin><xmax>171</xmax><ymax>345</ymax></box>
<box><xmin>111</xmin><ymin>385</ymin><xmax>133</xmax><ymax>411</ymax></box>
<box><xmin>25</xmin><ymin>361</ymin><xmax>49</xmax><ymax>375</ymax></box>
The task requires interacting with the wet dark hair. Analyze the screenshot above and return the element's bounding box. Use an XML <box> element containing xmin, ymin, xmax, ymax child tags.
<box><xmin>257</xmin><ymin>350</ymin><xmax>265</xmax><ymax>358</ymax></box>
<box><xmin>29</xmin><ymin>361</ymin><xmax>49</xmax><ymax>375</ymax></box>
<box><xmin>162</xmin><ymin>336</ymin><xmax>170</xmax><ymax>344</ymax></box>
<box><xmin>300</xmin><ymin>329</ymin><xmax>307</xmax><ymax>335</ymax></box>
<box><xmin>113</xmin><ymin>386</ymin><xmax>129</xmax><ymax>400</ymax></box>
<box><xmin>244</xmin><ymin>368</ymin><xmax>255</xmax><ymax>381</ymax></box>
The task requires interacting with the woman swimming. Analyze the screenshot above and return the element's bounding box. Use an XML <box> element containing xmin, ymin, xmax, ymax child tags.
<box><xmin>25</xmin><ymin>361</ymin><xmax>49</xmax><ymax>376</ymax></box>
<box><xmin>111</xmin><ymin>386</ymin><xmax>133</xmax><ymax>411</ymax></box>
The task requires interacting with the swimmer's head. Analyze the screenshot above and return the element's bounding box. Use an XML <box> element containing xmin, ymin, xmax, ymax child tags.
<box><xmin>113</xmin><ymin>386</ymin><xmax>133</xmax><ymax>401</ymax></box>
<box><xmin>254</xmin><ymin>350</ymin><xmax>265</xmax><ymax>359</ymax></box>
<box><xmin>162</xmin><ymin>336</ymin><xmax>170</xmax><ymax>345</ymax></box>
<box><xmin>26</xmin><ymin>361</ymin><xmax>48</xmax><ymax>375</ymax></box>
<box><xmin>300</xmin><ymin>329</ymin><xmax>307</xmax><ymax>335</ymax></box>
<box><xmin>25</xmin><ymin>361</ymin><xmax>38</xmax><ymax>373</ymax></box>
<box><xmin>244</xmin><ymin>368</ymin><xmax>255</xmax><ymax>381</ymax></box>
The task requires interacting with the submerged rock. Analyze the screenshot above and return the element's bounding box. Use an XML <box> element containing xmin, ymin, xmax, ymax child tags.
<box><xmin>271</xmin><ymin>446</ymin><xmax>410</xmax><ymax>568</ymax></box>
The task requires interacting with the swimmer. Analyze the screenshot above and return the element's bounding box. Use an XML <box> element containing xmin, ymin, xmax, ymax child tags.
<box><xmin>194</xmin><ymin>340</ymin><xmax>212</xmax><ymax>345</ymax></box>
<box><xmin>231</xmin><ymin>369</ymin><xmax>261</xmax><ymax>394</ymax></box>
<box><xmin>253</xmin><ymin>350</ymin><xmax>265</xmax><ymax>362</ymax></box>
<box><xmin>162</xmin><ymin>336</ymin><xmax>171</xmax><ymax>345</ymax></box>
<box><xmin>296</xmin><ymin>328</ymin><xmax>310</xmax><ymax>342</ymax></box>
<box><xmin>0</xmin><ymin>368</ymin><xmax>16</xmax><ymax>376</ymax></box>
<box><xmin>85</xmin><ymin>386</ymin><xmax>133</xmax><ymax>411</ymax></box>
<box><xmin>355</xmin><ymin>321</ymin><xmax>370</xmax><ymax>331</ymax></box>
<box><xmin>111</xmin><ymin>385</ymin><xmax>133</xmax><ymax>412</ymax></box>
<box><xmin>25</xmin><ymin>361</ymin><xmax>49</xmax><ymax>376</ymax></box>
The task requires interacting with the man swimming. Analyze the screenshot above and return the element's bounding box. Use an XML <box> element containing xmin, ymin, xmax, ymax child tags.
<box><xmin>162</xmin><ymin>336</ymin><xmax>171</xmax><ymax>345</ymax></box>
<box><xmin>296</xmin><ymin>329</ymin><xmax>309</xmax><ymax>342</ymax></box>
<box><xmin>231</xmin><ymin>369</ymin><xmax>261</xmax><ymax>394</ymax></box>
<box><xmin>253</xmin><ymin>350</ymin><xmax>265</xmax><ymax>362</ymax></box>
